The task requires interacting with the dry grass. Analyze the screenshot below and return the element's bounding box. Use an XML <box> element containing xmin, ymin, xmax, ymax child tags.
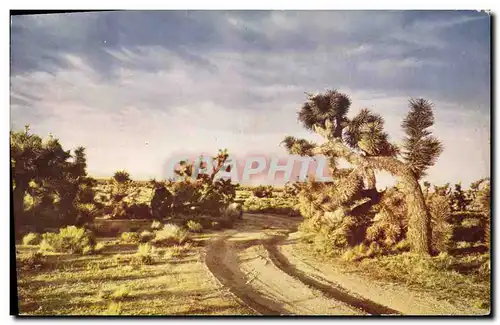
<box><xmin>339</xmin><ymin>249</ymin><xmax>490</xmax><ymax>310</ymax></box>
<box><xmin>151</xmin><ymin>224</ymin><xmax>189</xmax><ymax>247</ymax></box>
<box><xmin>15</xmin><ymin>236</ymin><xmax>251</xmax><ymax>315</ymax></box>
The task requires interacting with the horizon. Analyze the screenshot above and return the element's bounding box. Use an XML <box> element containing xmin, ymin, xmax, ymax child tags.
<box><xmin>10</xmin><ymin>10</ymin><xmax>491</xmax><ymax>188</ymax></box>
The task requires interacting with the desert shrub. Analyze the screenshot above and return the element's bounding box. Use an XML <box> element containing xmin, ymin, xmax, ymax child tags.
<box><xmin>252</xmin><ymin>185</ymin><xmax>273</xmax><ymax>198</ymax></box>
<box><xmin>366</xmin><ymin>242</ymin><xmax>386</xmax><ymax>258</ymax></box>
<box><xmin>99</xmin><ymin>285</ymin><xmax>130</xmax><ymax>302</ymax></box>
<box><xmin>224</xmin><ymin>202</ymin><xmax>243</xmax><ymax>219</ymax></box>
<box><xmin>82</xmin><ymin>245</ymin><xmax>94</xmax><ymax>255</ymax></box>
<box><xmin>74</xmin><ymin>202</ymin><xmax>100</xmax><ymax>226</ymax></box>
<box><xmin>474</xmin><ymin>180</ymin><xmax>491</xmax><ymax>248</ymax></box>
<box><xmin>22</xmin><ymin>232</ymin><xmax>41</xmax><ymax>246</ymax></box>
<box><xmin>310</xmin><ymin>216</ymin><xmax>357</xmax><ymax>257</ymax></box>
<box><xmin>342</xmin><ymin>242</ymin><xmax>387</xmax><ymax>262</ymax></box>
<box><xmin>110</xmin><ymin>200</ymin><xmax>128</xmax><ymax>219</ymax></box>
<box><xmin>110</xmin><ymin>202</ymin><xmax>152</xmax><ymax>220</ymax></box>
<box><xmin>74</xmin><ymin>242</ymin><xmax>106</xmax><ymax>256</ymax></box>
<box><xmin>151</xmin><ymin>224</ymin><xmax>189</xmax><ymax>247</ymax></box>
<box><xmin>455</xmin><ymin>241</ymin><xmax>471</xmax><ymax>249</ymax></box>
<box><xmin>342</xmin><ymin>244</ymin><xmax>369</xmax><ymax>262</ymax></box>
<box><xmin>283</xmin><ymin>182</ymin><xmax>303</xmax><ymax>198</ymax></box>
<box><xmin>17</xmin><ymin>252</ymin><xmax>46</xmax><ymax>271</ymax></box>
<box><xmin>120</xmin><ymin>232</ymin><xmax>140</xmax><ymax>244</ymax></box>
<box><xmin>139</xmin><ymin>230</ymin><xmax>154</xmax><ymax>243</ymax></box>
<box><xmin>11</xmin><ymin>128</ymin><xmax>99</xmax><ymax>231</ymax></box>
<box><xmin>39</xmin><ymin>226</ymin><xmax>96</xmax><ymax>254</ymax></box>
<box><xmin>393</xmin><ymin>239</ymin><xmax>411</xmax><ymax>253</ymax></box>
<box><xmin>462</xmin><ymin>218</ymin><xmax>481</xmax><ymax>228</ymax></box>
<box><xmin>298</xmin><ymin>216</ymin><xmax>324</xmax><ymax>236</ymax></box>
<box><xmin>110</xmin><ymin>286</ymin><xmax>131</xmax><ymax>301</ymax></box>
<box><xmin>427</xmin><ymin>192</ymin><xmax>454</xmax><ymax>253</ymax></box>
<box><xmin>94</xmin><ymin>242</ymin><xmax>106</xmax><ymax>253</ymax></box>
<box><xmin>186</xmin><ymin>220</ymin><xmax>203</xmax><ymax>233</ymax></box>
<box><xmin>479</xmin><ymin>259</ymin><xmax>490</xmax><ymax>279</ymax></box>
<box><xmin>366</xmin><ymin>209</ymin><xmax>404</xmax><ymax>247</ymax></box>
<box><xmin>366</xmin><ymin>187</ymin><xmax>406</xmax><ymax>248</ymax></box>
<box><xmin>151</xmin><ymin>220</ymin><xmax>162</xmax><ymax>230</ymax></box>
<box><xmin>295</xmin><ymin>175</ymin><xmax>370</xmax><ymax>254</ymax></box>
<box><xmin>113</xmin><ymin>170</ymin><xmax>131</xmax><ymax>184</ymax></box>
<box><xmin>156</xmin><ymin>150</ymin><xmax>237</xmax><ymax>218</ymax></box>
<box><xmin>132</xmin><ymin>243</ymin><xmax>155</xmax><ymax>265</ymax></box>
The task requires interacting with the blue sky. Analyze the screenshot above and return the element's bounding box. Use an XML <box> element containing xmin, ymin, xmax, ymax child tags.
<box><xmin>10</xmin><ymin>10</ymin><xmax>490</xmax><ymax>186</ymax></box>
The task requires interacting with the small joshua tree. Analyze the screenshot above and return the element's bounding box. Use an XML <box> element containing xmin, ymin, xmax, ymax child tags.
<box><xmin>152</xmin><ymin>149</ymin><xmax>237</xmax><ymax>218</ymax></box>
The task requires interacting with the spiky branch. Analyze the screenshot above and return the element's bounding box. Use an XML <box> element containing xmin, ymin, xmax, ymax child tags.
<box><xmin>401</xmin><ymin>99</ymin><xmax>443</xmax><ymax>179</ymax></box>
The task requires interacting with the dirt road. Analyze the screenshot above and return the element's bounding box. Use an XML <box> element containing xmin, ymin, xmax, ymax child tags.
<box><xmin>204</xmin><ymin>213</ymin><xmax>484</xmax><ymax>316</ymax></box>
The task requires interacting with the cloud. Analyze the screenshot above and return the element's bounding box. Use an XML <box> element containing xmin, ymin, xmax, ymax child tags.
<box><xmin>10</xmin><ymin>11</ymin><xmax>490</xmax><ymax>186</ymax></box>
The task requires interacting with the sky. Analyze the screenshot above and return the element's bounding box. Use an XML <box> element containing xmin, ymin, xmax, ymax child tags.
<box><xmin>10</xmin><ymin>10</ymin><xmax>491</xmax><ymax>187</ymax></box>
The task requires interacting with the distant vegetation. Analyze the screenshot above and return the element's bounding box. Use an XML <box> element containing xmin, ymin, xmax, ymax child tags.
<box><xmin>11</xmin><ymin>126</ymin><xmax>100</xmax><ymax>233</ymax></box>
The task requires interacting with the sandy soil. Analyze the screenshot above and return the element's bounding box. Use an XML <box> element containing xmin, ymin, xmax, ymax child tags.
<box><xmin>204</xmin><ymin>213</ymin><xmax>487</xmax><ymax>316</ymax></box>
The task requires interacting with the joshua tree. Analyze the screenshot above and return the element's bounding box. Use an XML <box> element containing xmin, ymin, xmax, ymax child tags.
<box><xmin>283</xmin><ymin>90</ymin><xmax>443</xmax><ymax>255</ymax></box>
<box><xmin>451</xmin><ymin>182</ymin><xmax>470</xmax><ymax>212</ymax></box>
<box><xmin>113</xmin><ymin>170</ymin><xmax>131</xmax><ymax>184</ymax></box>
<box><xmin>11</xmin><ymin>126</ymin><xmax>98</xmax><ymax>229</ymax></box>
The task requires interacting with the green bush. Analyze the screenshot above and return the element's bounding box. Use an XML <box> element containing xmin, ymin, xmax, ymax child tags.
<box><xmin>94</xmin><ymin>242</ymin><xmax>106</xmax><ymax>254</ymax></box>
<box><xmin>139</xmin><ymin>230</ymin><xmax>154</xmax><ymax>243</ymax></box>
<box><xmin>22</xmin><ymin>232</ymin><xmax>41</xmax><ymax>246</ymax></box>
<box><xmin>151</xmin><ymin>224</ymin><xmax>189</xmax><ymax>247</ymax></box>
<box><xmin>120</xmin><ymin>232</ymin><xmax>140</xmax><ymax>244</ymax></box>
<box><xmin>11</xmin><ymin>128</ymin><xmax>99</xmax><ymax>231</ymax></box>
<box><xmin>81</xmin><ymin>242</ymin><xmax>106</xmax><ymax>255</ymax></box>
<box><xmin>133</xmin><ymin>243</ymin><xmax>155</xmax><ymax>265</ymax></box>
<box><xmin>186</xmin><ymin>220</ymin><xmax>203</xmax><ymax>233</ymax></box>
<box><xmin>99</xmin><ymin>285</ymin><xmax>131</xmax><ymax>302</ymax></box>
<box><xmin>39</xmin><ymin>226</ymin><xmax>96</xmax><ymax>254</ymax></box>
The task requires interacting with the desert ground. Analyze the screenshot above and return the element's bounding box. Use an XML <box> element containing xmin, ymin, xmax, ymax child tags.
<box><xmin>16</xmin><ymin>209</ymin><xmax>489</xmax><ymax>316</ymax></box>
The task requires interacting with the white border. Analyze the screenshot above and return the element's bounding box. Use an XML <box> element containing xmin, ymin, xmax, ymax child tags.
<box><xmin>2</xmin><ymin>2</ymin><xmax>497</xmax><ymax>324</ymax></box>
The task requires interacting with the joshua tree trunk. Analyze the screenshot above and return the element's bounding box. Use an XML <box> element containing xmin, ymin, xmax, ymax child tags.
<box><xmin>364</xmin><ymin>167</ymin><xmax>376</xmax><ymax>189</ymax></box>
<box><xmin>317</xmin><ymin>139</ymin><xmax>432</xmax><ymax>255</ymax></box>
<box><xmin>397</xmin><ymin>169</ymin><xmax>432</xmax><ymax>255</ymax></box>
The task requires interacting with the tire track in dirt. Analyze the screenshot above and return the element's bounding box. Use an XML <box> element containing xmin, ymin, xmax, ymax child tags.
<box><xmin>263</xmin><ymin>234</ymin><xmax>401</xmax><ymax>315</ymax></box>
<box><xmin>205</xmin><ymin>214</ymin><xmax>399</xmax><ymax>315</ymax></box>
<box><xmin>205</xmin><ymin>234</ymin><xmax>290</xmax><ymax>315</ymax></box>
